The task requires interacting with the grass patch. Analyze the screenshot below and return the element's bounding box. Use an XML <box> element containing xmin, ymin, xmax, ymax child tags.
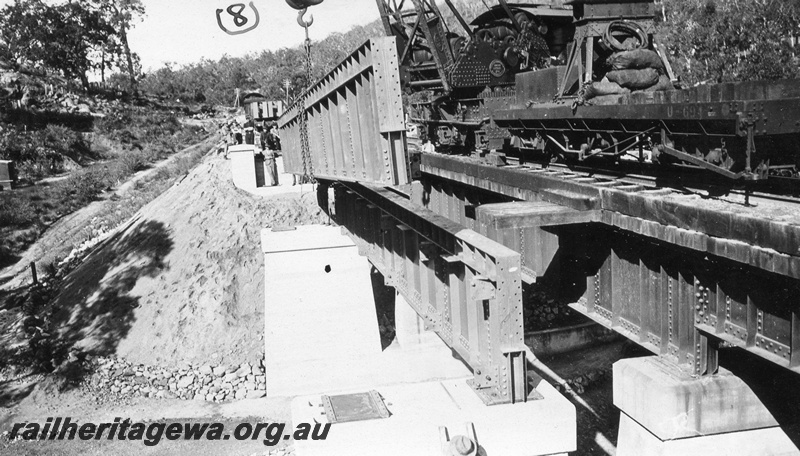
<box><xmin>0</xmin><ymin>107</ymin><xmax>211</xmax><ymax>265</ymax></box>
<box><xmin>0</xmin><ymin>124</ymin><xmax>93</xmax><ymax>181</ymax></box>
<box><xmin>74</xmin><ymin>143</ymin><xmax>212</xmax><ymax>243</ymax></box>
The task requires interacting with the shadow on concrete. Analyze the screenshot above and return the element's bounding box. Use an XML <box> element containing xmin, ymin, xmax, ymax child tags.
<box><xmin>370</xmin><ymin>266</ymin><xmax>396</xmax><ymax>350</ymax></box>
<box><xmin>721</xmin><ymin>348</ymin><xmax>800</xmax><ymax>449</ymax></box>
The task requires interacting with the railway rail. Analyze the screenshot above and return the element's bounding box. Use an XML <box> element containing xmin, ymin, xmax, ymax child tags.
<box><xmin>504</xmin><ymin>157</ymin><xmax>800</xmax><ymax>206</ymax></box>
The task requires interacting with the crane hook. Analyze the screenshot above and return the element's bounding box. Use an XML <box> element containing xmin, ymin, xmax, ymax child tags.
<box><xmin>285</xmin><ymin>0</ymin><xmax>324</xmax><ymax>10</ymax></box>
<box><xmin>297</xmin><ymin>8</ymin><xmax>313</xmax><ymax>28</ymax></box>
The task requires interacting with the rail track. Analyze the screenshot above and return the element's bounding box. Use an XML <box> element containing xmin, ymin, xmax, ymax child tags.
<box><xmin>501</xmin><ymin>155</ymin><xmax>800</xmax><ymax>209</ymax></box>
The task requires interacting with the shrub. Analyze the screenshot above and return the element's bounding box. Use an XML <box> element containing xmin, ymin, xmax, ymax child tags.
<box><xmin>0</xmin><ymin>103</ymin><xmax>197</xmax><ymax>270</ymax></box>
<box><xmin>95</xmin><ymin>108</ymin><xmax>184</xmax><ymax>148</ymax></box>
<box><xmin>118</xmin><ymin>150</ymin><xmax>150</xmax><ymax>175</ymax></box>
<box><xmin>56</xmin><ymin>167</ymin><xmax>113</xmax><ymax>207</ymax></box>
<box><xmin>0</xmin><ymin>194</ymin><xmax>38</xmax><ymax>227</ymax></box>
<box><xmin>659</xmin><ymin>0</ymin><xmax>800</xmax><ymax>85</ymax></box>
<box><xmin>0</xmin><ymin>123</ymin><xmax>91</xmax><ymax>180</ymax></box>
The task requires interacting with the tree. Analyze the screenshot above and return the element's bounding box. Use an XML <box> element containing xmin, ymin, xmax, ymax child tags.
<box><xmin>0</xmin><ymin>0</ymin><xmax>145</xmax><ymax>90</ymax></box>
<box><xmin>0</xmin><ymin>0</ymin><xmax>117</xmax><ymax>88</ymax></box>
<box><xmin>659</xmin><ymin>0</ymin><xmax>800</xmax><ymax>84</ymax></box>
<box><xmin>94</xmin><ymin>0</ymin><xmax>145</xmax><ymax>92</ymax></box>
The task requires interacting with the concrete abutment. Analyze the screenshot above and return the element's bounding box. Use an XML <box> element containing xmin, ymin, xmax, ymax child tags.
<box><xmin>261</xmin><ymin>224</ymin><xmax>577</xmax><ymax>455</ymax></box>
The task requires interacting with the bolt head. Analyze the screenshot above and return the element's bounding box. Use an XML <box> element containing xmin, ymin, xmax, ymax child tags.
<box><xmin>449</xmin><ymin>436</ymin><xmax>476</xmax><ymax>456</ymax></box>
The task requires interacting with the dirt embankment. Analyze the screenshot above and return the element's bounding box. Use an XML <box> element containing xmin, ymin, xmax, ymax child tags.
<box><xmin>49</xmin><ymin>153</ymin><xmax>330</xmax><ymax>369</ymax></box>
<box><xmin>0</xmin><ymin>135</ymin><xmax>219</xmax><ymax>289</ymax></box>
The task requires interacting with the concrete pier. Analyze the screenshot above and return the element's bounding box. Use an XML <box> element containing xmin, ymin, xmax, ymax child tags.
<box><xmin>262</xmin><ymin>225</ymin><xmax>383</xmax><ymax>397</ymax></box>
<box><xmin>291</xmin><ymin>379</ymin><xmax>575</xmax><ymax>456</ymax></box>
<box><xmin>261</xmin><ymin>225</ymin><xmax>470</xmax><ymax>396</ymax></box>
<box><xmin>228</xmin><ymin>144</ymin><xmax>258</xmax><ymax>190</ymax></box>
<box><xmin>261</xmin><ymin>225</ymin><xmax>577</xmax><ymax>456</ymax></box>
<box><xmin>614</xmin><ymin>356</ymin><xmax>800</xmax><ymax>456</ymax></box>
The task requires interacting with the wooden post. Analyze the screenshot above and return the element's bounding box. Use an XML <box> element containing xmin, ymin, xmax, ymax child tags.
<box><xmin>30</xmin><ymin>262</ymin><xmax>38</xmax><ymax>285</ymax></box>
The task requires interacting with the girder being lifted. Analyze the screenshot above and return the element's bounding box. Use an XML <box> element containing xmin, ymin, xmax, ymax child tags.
<box><xmin>278</xmin><ymin>37</ymin><xmax>411</xmax><ymax>186</ymax></box>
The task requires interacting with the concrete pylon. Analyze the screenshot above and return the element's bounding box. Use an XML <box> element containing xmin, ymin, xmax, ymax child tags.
<box><xmin>613</xmin><ymin>356</ymin><xmax>799</xmax><ymax>456</ymax></box>
<box><xmin>229</xmin><ymin>144</ymin><xmax>258</xmax><ymax>190</ymax></box>
<box><xmin>262</xmin><ymin>225</ymin><xmax>383</xmax><ymax>397</ymax></box>
<box><xmin>392</xmin><ymin>292</ymin><xmax>443</xmax><ymax>351</ymax></box>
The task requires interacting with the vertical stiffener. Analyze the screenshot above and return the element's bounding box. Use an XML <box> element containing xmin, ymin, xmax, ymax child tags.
<box><xmin>277</xmin><ymin>37</ymin><xmax>411</xmax><ymax>186</ymax></box>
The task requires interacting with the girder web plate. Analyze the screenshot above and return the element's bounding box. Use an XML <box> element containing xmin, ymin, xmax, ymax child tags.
<box><xmin>277</xmin><ymin>37</ymin><xmax>409</xmax><ymax>186</ymax></box>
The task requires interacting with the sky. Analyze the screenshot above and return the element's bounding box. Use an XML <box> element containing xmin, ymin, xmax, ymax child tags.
<box><xmin>1</xmin><ymin>0</ymin><xmax>381</xmax><ymax>71</ymax></box>
<box><xmin>128</xmin><ymin>0</ymin><xmax>381</xmax><ymax>70</ymax></box>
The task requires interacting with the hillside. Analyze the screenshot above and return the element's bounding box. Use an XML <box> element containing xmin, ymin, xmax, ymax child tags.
<box><xmin>0</xmin><ymin>59</ymin><xmax>216</xmax><ymax>272</ymax></box>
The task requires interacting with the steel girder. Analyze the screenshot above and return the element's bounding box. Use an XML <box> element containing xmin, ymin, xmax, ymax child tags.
<box><xmin>417</xmin><ymin>158</ymin><xmax>800</xmax><ymax>376</ymax></box>
<box><xmin>278</xmin><ymin>37</ymin><xmax>410</xmax><ymax>185</ymax></box>
<box><xmin>331</xmin><ymin>181</ymin><xmax>530</xmax><ymax>405</ymax></box>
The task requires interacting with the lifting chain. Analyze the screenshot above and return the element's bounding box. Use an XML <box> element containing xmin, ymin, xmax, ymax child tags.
<box><xmin>298</xmin><ymin>8</ymin><xmax>316</xmax><ymax>184</ymax></box>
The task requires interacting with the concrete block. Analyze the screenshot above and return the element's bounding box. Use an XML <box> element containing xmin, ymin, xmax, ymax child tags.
<box><xmin>292</xmin><ymin>379</ymin><xmax>576</xmax><ymax>456</ymax></box>
<box><xmin>613</xmin><ymin>356</ymin><xmax>780</xmax><ymax>440</ymax></box>
<box><xmin>0</xmin><ymin>159</ymin><xmax>13</xmax><ymax>190</ymax></box>
<box><xmin>393</xmin><ymin>293</ymin><xmax>444</xmax><ymax>351</ymax></box>
<box><xmin>262</xmin><ymin>226</ymin><xmax>383</xmax><ymax>396</ymax></box>
<box><xmin>229</xmin><ymin>144</ymin><xmax>257</xmax><ymax>190</ymax></box>
<box><xmin>616</xmin><ymin>412</ymin><xmax>800</xmax><ymax>456</ymax></box>
<box><xmin>262</xmin><ymin>226</ymin><xmax>469</xmax><ymax>397</ymax></box>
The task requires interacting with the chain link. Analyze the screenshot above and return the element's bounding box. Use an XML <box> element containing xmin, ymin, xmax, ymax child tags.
<box><xmin>299</xmin><ymin>36</ymin><xmax>315</xmax><ymax>184</ymax></box>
